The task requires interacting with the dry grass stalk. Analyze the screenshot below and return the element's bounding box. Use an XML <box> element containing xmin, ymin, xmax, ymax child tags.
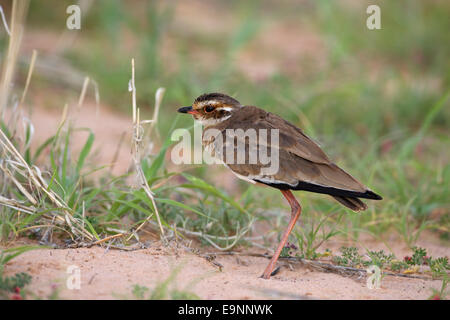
<box><xmin>0</xmin><ymin>0</ymin><xmax>29</xmax><ymax>116</ymax></box>
<box><xmin>92</xmin><ymin>233</ymin><xmax>125</xmax><ymax>246</ymax></box>
<box><xmin>129</xmin><ymin>58</ymin><xmax>166</xmax><ymax>240</ymax></box>
<box><xmin>143</xmin><ymin>87</ymin><xmax>165</xmax><ymax>156</ymax></box>
<box><xmin>78</xmin><ymin>76</ymin><xmax>90</xmax><ymax>109</ymax></box>
<box><xmin>71</xmin><ymin>76</ymin><xmax>100</xmax><ymax>124</ymax></box>
<box><xmin>0</xmin><ymin>4</ymin><xmax>11</xmax><ymax>36</ymax></box>
<box><xmin>175</xmin><ymin>222</ymin><xmax>253</xmax><ymax>251</ymax></box>
<box><xmin>19</xmin><ymin>49</ymin><xmax>37</xmax><ymax>107</ymax></box>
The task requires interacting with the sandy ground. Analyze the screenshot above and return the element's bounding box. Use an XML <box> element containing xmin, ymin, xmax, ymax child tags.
<box><xmin>2</xmin><ymin>238</ymin><xmax>446</xmax><ymax>300</ymax></box>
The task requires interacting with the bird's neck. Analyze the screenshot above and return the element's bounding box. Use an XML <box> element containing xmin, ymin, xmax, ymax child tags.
<box><xmin>197</xmin><ymin>114</ymin><xmax>232</xmax><ymax>128</ymax></box>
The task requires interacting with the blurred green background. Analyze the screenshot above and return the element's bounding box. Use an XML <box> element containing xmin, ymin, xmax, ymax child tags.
<box><xmin>0</xmin><ymin>0</ymin><xmax>449</xmax><ymax>245</ymax></box>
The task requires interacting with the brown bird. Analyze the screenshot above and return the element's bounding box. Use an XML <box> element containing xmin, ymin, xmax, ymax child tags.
<box><xmin>178</xmin><ymin>93</ymin><xmax>382</xmax><ymax>279</ymax></box>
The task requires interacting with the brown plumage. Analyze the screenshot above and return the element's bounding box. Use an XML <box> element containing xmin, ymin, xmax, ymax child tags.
<box><xmin>178</xmin><ymin>93</ymin><xmax>382</xmax><ymax>279</ymax></box>
<box><xmin>205</xmin><ymin>105</ymin><xmax>381</xmax><ymax>211</ymax></box>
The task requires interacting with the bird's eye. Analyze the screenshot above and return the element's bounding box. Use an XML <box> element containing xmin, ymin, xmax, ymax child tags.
<box><xmin>204</xmin><ymin>105</ymin><xmax>215</xmax><ymax>113</ymax></box>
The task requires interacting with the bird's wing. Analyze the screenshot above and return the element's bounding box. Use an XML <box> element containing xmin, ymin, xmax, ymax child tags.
<box><xmin>211</xmin><ymin>106</ymin><xmax>367</xmax><ymax>193</ymax></box>
<box><xmin>261</xmin><ymin>110</ymin><xmax>332</xmax><ymax>165</ymax></box>
<box><xmin>213</xmin><ymin>106</ymin><xmax>331</xmax><ymax>164</ymax></box>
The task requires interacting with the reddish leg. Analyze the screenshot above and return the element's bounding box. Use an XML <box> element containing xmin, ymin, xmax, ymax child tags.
<box><xmin>261</xmin><ymin>189</ymin><xmax>302</xmax><ymax>279</ymax></box>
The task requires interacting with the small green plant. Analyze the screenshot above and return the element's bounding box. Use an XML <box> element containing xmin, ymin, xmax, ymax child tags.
<box><xmin>365</xmin><ymin>250</ymin><xmax>395</xmax><ymax>269</ymax></box>
<box><xmin>334</xmin><ymin>246</ymin><xmax>449</xmax><ymax>274</ymax></box>
<box><xmin>131</xmin><ymin>284</ymin><xmax>149</xmax><ymax>299</ymax></box>
<box><xmin>334</xmin><ymin>246</ymin><xmax>449</xmax><ymax>298</ymax></box>
<box><xmin>429</xmin><ymin>257</ymin><xmax>450</xmax><ymax>274</ymax></box>
<box><xmin>428</xmin><ymin>257</ymin><xmax>449</xmax><ymax>300</ymax></box>
<box><xmin>0</xmin><ymin>272</ymin><xmax>31</xmax><ymax>299</ymax></box>
<box><xmin>333</xmin><ymin>247</ymin><xmax>364</xmax><ymax>267</ymax></box>
<box><xmin>409</xmin><ymin>246</ymin><xmax>427</xmax><ymax>265</ymax></box>
<box><xmin>0</xmin><ymin>246</ymin><xmax>39</xmax><ymax>299</ymax></box>
<box><xmin>280</xmin><ymin>242</ymin><xmax>299</xmax><ymax>258</ymax></box>
<box><xmin>402</xmin><ymin>247</ymin><xmax>450</xmax><ymax>275</ymax></box>
<box><xmin>390</xmin><ymin>260</ymin><xmax>409</xmax><ymax>272</ymax></box>
<box><xmin>291</xmin><ymin>210</ymin><xmax>343</xmax><ymax>260</ymax></box>
<box><xmin>128</xmin><ymin>264</ymin><xmax>200</xmax><ymax>300</ymax></box>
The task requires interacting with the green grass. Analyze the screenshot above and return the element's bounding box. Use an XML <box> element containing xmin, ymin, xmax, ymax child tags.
<box><xmin>127</xmin><ymin>263</ymin><xmax>201</xmax><ymax>300</ymax></box>
<box><xmin>0</xmin><ymin>246</ymin><xmax>40</xmax><ymax>299</ymax></box>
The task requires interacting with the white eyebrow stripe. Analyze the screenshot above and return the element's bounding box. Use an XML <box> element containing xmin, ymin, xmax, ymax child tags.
<box><xmin>197</xmin><ymin>114</ymin><xmax>232</xmax><ymax>126</ymax></box>
<box><xmin>216</xmin><ymin>106</ymin><xmax>233</xmax><ymax>112</ymax></box>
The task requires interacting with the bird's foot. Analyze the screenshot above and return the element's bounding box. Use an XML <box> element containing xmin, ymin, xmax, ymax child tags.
<box><xmin>260</xmin><ymin>266</ymin><xmax>281</xmax><ymax>279</ymax></box>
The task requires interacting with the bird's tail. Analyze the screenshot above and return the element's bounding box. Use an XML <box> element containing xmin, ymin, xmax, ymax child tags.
<box><xmin>332</xmin><ymin>196</ymin><xmax>368</xmax><ymax>212</ymax></box>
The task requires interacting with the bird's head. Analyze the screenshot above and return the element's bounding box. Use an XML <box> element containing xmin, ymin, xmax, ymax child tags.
<box><xmin>178</xmin><ymin>93</ymin><xmax>241</xmax><ymax>126</ymax></box>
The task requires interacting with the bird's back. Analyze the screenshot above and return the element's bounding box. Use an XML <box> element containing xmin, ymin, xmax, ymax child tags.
<box><xmin>204</xmin><ymin>105</ymin><xmax>382</xmax><ymax>211</ymax></box>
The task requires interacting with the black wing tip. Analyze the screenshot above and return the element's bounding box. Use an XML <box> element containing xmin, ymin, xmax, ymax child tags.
<box><xmin>256</xmin><ymin>179</ymin><xmax>383</xmax><ymax>201</ymax></box>
<box><xmin>333</xmin><ymin>196</ymin><xmax>368</xmax><ymax>212</ymax></box>
<box><xmin>364</xmin><ymin>190</ymin><xmax>383</xmax><ymax>200</ymax></box>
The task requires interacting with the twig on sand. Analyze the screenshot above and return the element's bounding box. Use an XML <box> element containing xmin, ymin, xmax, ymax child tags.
<box><xmin>126</xmin><ymin>213</ymin><xmax>153</xmax><ymax>242</ymax></box>
<box><xmin>203</xmin><ymin>251</ymin><xmax>435</xmax><ymax>281</ymax></box>
<box><xmin>285</xmin><ymin>257</ymin><xmax>432</xmax><ymax>280</ymax></box>
<box><xmin>91</xmin><ymin>233</ymin><xmax>125</xmax><ymax>246</ymax></box>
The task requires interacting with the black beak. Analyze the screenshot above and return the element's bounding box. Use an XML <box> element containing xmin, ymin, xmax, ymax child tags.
<box><xmin>177</xmin><ymin>106</ymin><xmax>192</xmax><ymax>113</ymax></box>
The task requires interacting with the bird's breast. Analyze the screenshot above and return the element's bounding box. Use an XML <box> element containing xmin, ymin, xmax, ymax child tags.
<box><xmin>202</xmin><ymin>131</ymin><xmax>218</xmax><ymax>158</ymax></box>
